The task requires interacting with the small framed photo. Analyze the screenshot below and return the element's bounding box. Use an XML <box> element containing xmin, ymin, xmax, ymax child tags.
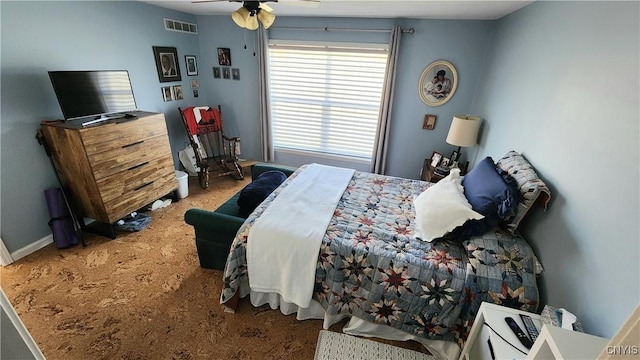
<box><xmin>450</xmin><ymin>150</ymin><xmax>459</xmax><ymax>163</ymax></box>
<box><xmin>217</xmin><ymin>48</ymin><xmax>231</xmax><ymax>66</ymax></box>
<box><xmin>430</xmin><ymin>151</ymin><xmax>442</xmax><ymax>168</ymax></box>
<box><xmin>185</xmin><ymin>55</ymin><xmax>198</xmax><ymax>76</ymax></box>
<box><xmin>232</xmin><ymin>68</ymin><xmax>240</xmax><ymax>80</ymax></box>
<box><xmin>190</xmin><ymin>79</ymin><xmax>199</xmax><ymax>89</ymax></box>
<box><xmin>162</xmin><ymin>86</ymin><xmax>172</xmax><ymax>102</ymax></box>
<box><xmin>193</xmin><ymin>89</ymin><xmax>199</xmax><ymax>98</ymax></box>
<box><xmin>441</xmin><ymin>157</ymin><xmax>451</xmax><ymax>167</ymax></box>
<box><xmin>423</xmin><ymin>114</ymin><xmax>437</xmax><ymax>130</ymax></box>
<box><xmin>173</xmin><ymin>85</ymin><xmax>183</xmax><ymax>100</ymax></box>
<box><xmin>222</xmin><ymin>67</ymin><xmax>230</xmax><ymax>79</ymax></box>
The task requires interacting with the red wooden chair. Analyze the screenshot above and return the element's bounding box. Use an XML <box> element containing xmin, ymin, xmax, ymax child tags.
<box><xmin>178</xmin><ymin>105</ymin><xmax>243</xmax><ymax>188</ymax></box>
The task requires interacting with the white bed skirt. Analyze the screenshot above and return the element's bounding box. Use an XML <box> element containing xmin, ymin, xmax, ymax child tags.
<box><xmin>248</xmin><ymin>290</ymin><xmax>461</xmax><ymax>360</ymax></box>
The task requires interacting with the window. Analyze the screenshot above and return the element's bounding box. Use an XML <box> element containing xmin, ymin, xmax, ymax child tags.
<box><xmin>268</xmin><ymin>41</ymin><xmax>389</xmax><ymax>161</ymax></box>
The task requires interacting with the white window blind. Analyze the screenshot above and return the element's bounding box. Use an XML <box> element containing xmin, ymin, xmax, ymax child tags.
<box><xmin>268</xmin><ymin>41</ymin><xmax>389</xmax><ymax>160</ymax></box>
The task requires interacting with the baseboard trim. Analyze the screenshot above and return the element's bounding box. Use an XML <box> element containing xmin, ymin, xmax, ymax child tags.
<box><xmin>0</xmin><ymin>237</ymin><xmax>15</xmax><ymax>266</ymax></box>
<box><xmin>9</xmin><ymin>235</ymin><xmax>53</xmax><ymax>263</ymax></box>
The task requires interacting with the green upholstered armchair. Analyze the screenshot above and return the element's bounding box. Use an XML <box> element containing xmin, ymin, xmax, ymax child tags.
<box><xmin>184</xmin><ymin>163</ymin><xmax>297</xmax><ymax>270</ymax></box>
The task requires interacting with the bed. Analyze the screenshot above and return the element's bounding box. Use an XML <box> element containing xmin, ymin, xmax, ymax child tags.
<box><xmin>220</xmin><ymin>151</ymin><xmax>550</xmax><ymax>359</ymax></box>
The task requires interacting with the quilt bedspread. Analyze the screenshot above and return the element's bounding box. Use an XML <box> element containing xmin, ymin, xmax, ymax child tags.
<box><xmin>221</xmin><ymin>166</ymin><xmax>538</xmax><ymax>346</ymax></box>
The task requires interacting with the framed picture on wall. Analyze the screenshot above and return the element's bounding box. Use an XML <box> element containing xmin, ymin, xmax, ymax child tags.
<box><xmin>173</xmin><ymin>85</ymin><xmax>184</xmax><ymax>100</ymax></box>
<box><xmin>185</xmin><ymin>55</ymin><xmax>198</xmax><ymax>76</ymax></box>
<box><xmin>153</xmin><ymin>46</ymin><xmax>182</xmax><ymax>83</ymax></box>
<box><xmin>213</xmin><ymin>67</ymin><xmax>221</xmax><ymax>78</ymax></box>
<box><xmin>418</xmin><ymin>60</ymin><xmax>458</xmax><ymax>106</ymax></box>
<box><xmin>217</xmin><ymin>48</ymin><xmax>231</xmax><ymax>66</ymax></box>
<box><xmin>423</xmin><ymin>114</ymin><xmax>437</xmax><ymax>130</ymax></box>
<box><xmin>162</xmin><ymin>86</ymin><xmax>172</xmax><ymax>102</ymax></box>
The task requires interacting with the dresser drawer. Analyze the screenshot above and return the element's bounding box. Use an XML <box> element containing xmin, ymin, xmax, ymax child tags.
<box><xmin>96</xmin><ymin>155</ymin><xmax>177</xmax><ymax>222</ymax></box>
<box><xmin>96</xmin><ymin>154</ymin><xmax>174</xmax><ymax>202</ymax></box>
<box><xmin>81</xmin><ymin>113</ymin><xmax>168</xmax><ymax>156</ymax></box>
<box><xmin>104</xmin><ymin>171</ymin><xmax>177</xmax><ymax>223</ymax></box>
<box><xmin>89</xmin><ymin>135</ymin><xmax>172</xmax><ymax>180</ymax></box>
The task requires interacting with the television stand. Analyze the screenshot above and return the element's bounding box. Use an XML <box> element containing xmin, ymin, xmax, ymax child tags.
<box><xmin>38</xmin><ymin>111</ymin><xmax>178</xmax><ymax>239</ymax></box>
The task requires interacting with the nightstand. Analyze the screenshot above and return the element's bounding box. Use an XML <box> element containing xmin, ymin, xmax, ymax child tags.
<box><xmin>420</xmin><ymin>158</ymin><xmax>446</xmax><ymax>183</ymax></box>
<box><xmin>526</xmin><ymin>324</ymin><xmax>609</xmax><ymax>360</ymax></box>
<box><xmin>460</xmin><ymin>302</ymin><xmax>610</xmax><ymax>360</ymax></box>
<box><xmin>420</xmin><ymin>158</ymin><xmax>469</xmax><ymax>183</ymax></box>
<box><xmin>460</xmin><ymin>302</ymin><xmax>543</xmax><ymax>360</ymax></box>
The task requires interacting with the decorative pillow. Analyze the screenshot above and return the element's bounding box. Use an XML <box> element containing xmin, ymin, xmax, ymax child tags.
<box><xmin>460</xmin><ymin>157</ymin><xmax>520</xmax><ymax>237</ymax></box>
<box><xmin>413</xmin><ymin>168</ymin><xmax>484</xmax><ymax>242</ymax></box>
<box><xmin>496</xmin><ymin>151</ymin><xmax>551</xmax><ymax>234</ymax></box>
<box><xmin>237</xmin><ymin>170</ymin><xmax>287</xmax><ymax>218</ymax></box>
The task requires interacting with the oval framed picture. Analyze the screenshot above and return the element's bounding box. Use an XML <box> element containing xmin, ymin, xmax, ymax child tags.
<box><xmin>418</xmin><ymin>60</ymin><xmax>458</xmax><ymax>106</ymax></box>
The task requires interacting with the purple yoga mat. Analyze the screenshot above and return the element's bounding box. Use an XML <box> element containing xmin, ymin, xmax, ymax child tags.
<box><xmin>44</xmin><ymin>188</ymin><xmax>79</xmax><ymax>248</ymax></box>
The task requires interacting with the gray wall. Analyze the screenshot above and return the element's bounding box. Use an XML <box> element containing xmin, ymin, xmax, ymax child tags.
<box><xmin>1</xmin><ymin>0</ymin><xmax>638</xmax><ymax>340</ymax></box>
<box><xmin>194</xmin><ymin>15</ymin><xmax>494</xmax><ymax>174</ymax></box>
<box><xmin>1</xmin><ymin>1</ymin><xmax>200</xmax><ymax>253</ymax></box>
<box><xmin>472</xmin><ymin>1</ymin><xmax>639</xmax><ymax>338</ymax></box>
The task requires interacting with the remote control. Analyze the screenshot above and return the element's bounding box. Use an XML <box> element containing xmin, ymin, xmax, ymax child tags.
<box><xmin>519</xmin><ymin>314</ymin><xmax>539</xmax><ymax>343</ymax></box>
<box><xmin>504</xmin><ymin>316</ymin><xmax>533</xmax><ymax>349</ymax></box>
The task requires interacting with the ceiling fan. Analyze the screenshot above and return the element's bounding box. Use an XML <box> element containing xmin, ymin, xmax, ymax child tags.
<box><xmin>191</xmin><ymin>0</ymin><xmax>320</xmax><ymax>30</ymax></box>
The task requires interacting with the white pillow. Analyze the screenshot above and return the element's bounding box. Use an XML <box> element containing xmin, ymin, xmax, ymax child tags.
<box><xmin>413</xmin><ymin>168</ymin><xmax>484</xmax><ymax>242</ymax></box>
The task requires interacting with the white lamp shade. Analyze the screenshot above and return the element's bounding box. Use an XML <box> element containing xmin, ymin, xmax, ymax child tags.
<box><xmin>231</xmin><ymin>7</ymin><xmax>250</xmax><ymax>28</ymax></box>
<box><xmin>446</xmin><ymin>115</ymin><xmax>481</xmax><ymax>148</ymax></box>
<box><xmin>257</xmin><ymin>10</ymin><xmax>276</xmax><ymax>29</ymax></box>
<box><xmin>245</xmin><ymin>13</ymin><xmax>259</xmax><ymax>30</ymax></box>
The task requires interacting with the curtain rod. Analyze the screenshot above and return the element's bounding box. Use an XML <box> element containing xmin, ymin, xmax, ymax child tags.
<box><xmin>270</xmin><ymin>26</ymin><xmax>415</xmax><ymax>34</ymax></box>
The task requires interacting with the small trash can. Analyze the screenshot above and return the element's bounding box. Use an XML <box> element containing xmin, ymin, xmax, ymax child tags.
<box><xmin>175</xmin><ymin>170</ymin><xmax>189</xmax><ymax>199</ymax></box>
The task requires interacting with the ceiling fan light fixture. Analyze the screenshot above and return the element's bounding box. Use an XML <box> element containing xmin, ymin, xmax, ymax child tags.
<box><xmin>257</xmin><ymin>9</ymin><xmax>276</xmax><ymax>29</ymax></box>
<box><xmin>231</xmin><ymin>6</ymin><xmax>251</xmax><ymax>28</ymax></box>
<box><xmin>245</xmin><ymin>12</ymin><xmax>259</xmax><ymax>30</ymax></box>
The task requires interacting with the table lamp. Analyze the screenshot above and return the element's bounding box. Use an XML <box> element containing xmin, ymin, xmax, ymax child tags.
<box><xmin>445</xmin><ymin>115</ymin><xmax>481</xmax><ymax>168</ymax></box>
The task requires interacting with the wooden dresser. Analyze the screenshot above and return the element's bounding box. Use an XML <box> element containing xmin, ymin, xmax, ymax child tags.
<box><xmin>40</xmin><ymin>111</ymin><xmax>177</xmax><ymax>227</ymax></box>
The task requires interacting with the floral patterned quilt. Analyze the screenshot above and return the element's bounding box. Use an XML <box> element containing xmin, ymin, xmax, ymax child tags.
<box><xmin>221</xmin><ymin>166</ymin><xmax>538</xmax><ymax>347</ymax></box>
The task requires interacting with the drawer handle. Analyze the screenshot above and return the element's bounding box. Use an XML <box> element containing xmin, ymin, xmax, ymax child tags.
<box><xmin>127</xmin><ymin>161</ymin><xmax>149</xmax><ymax>171</ymax></box>
<box><xmin>122</xmin><ymin>140</ymin><xmax>144</xmax><ymax>148</ymax></box>
<box><xmin>134</xmin><ymin>181</ymin><xmax>153</xmax><ymax>191</ymax></box>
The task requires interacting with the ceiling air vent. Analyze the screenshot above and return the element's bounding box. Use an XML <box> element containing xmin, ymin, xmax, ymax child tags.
<box><xmin>164</xmin><ymin>18</ymin><xmax>198</xmax><ymax>34</ymax></box>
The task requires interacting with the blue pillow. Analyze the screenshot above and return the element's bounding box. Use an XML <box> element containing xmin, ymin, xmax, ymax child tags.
<box><xmin>458</xmin><ymin>157</ymin><xmax>519</xmax><ymax>237</ymax></box>
<box><xmin>237</xmin><ymin>170</ymin><xmax>287</xmax><ymax>218</ymax></box>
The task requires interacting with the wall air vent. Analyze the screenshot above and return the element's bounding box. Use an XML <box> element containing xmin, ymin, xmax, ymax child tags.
<box><xmin>164</xmin><ymin>18</ymin><xmax>198</xmax><ymax>34</ymax></box>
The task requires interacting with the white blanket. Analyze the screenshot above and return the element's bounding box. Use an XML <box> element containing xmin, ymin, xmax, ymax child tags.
<box><xmin>246</xmin><ymin>163</ymin><xmax>355</xmax><ymax>308</ymax></box>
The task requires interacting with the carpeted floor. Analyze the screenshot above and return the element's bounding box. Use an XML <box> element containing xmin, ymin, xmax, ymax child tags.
<box><xmin>1</xmin><ymin>174</ymin><xmax>430</xmax><ymax>359</ymax></box>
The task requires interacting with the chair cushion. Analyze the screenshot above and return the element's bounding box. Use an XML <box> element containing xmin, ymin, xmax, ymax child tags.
<box><xmin>237</xmin><ymin>170</ymin><xmax>287</xmax><ymax>218</ymax></box>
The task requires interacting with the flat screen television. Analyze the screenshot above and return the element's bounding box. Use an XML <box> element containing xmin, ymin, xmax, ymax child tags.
<box><xmin>48</xmin><ymin>70</ymin><xmax>138</xmax><ymax>125</ymax></box>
